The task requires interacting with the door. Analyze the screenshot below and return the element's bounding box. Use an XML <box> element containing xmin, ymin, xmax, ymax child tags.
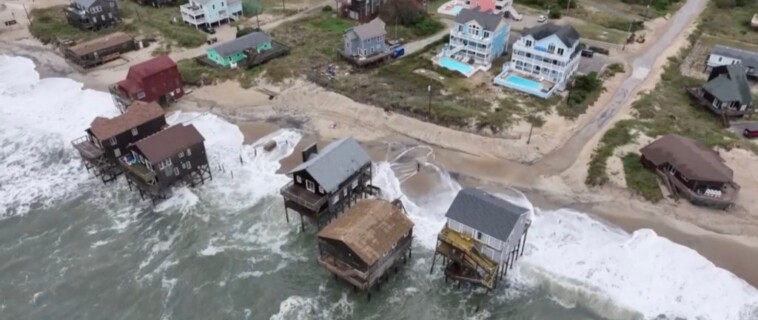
<box><xmin>306</xmin><ymin>180</ymin><xmax>315</xmax><ymax>193</ymax></box>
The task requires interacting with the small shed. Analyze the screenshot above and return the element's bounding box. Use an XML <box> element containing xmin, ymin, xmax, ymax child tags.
<box><xmin>317</xmin><ymin>199</ymin><xmax>413</xmax><ymax>298</ymax></box>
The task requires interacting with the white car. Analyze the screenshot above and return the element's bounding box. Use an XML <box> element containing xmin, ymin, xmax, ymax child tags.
<box><xmin>537</xmin><ymin>15</ymin><xmax>547</xmax><ymax>23</ymax></box>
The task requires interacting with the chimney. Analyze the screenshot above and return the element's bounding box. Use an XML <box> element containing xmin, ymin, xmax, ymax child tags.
<box><xmin>302</xmin><ymin>143</ymin><xmax>318</xmax><ymax>162</ymax></box>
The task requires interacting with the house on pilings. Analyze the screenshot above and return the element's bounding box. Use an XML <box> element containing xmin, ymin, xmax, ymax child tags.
<box><xmin>317</xmin><ymin>199</ymin><xmax>413</xmax><ymax>301</ymax></box>
<box><xmin>431</xmin><ymin>188</ymin><xmax>531</xmax><ymax>290</ymax></box>
<box><xmin>280</xmin><ymin>137</ymin><xmax>381</xmax><ymax>231</ymax></box>
<box><xmin>120</xmin><ymin>123</ymin><xmax>212</xmax><ymax>204</ymax></box>
<box><xmin>71</xmin><ymin>101</ymin><xmax>166</xmax><ymax>183</ymax></box>
<box><xmin>110</xmin><ymin>55</ymin><xmax>185</xmax><ymax>113</ymax></box>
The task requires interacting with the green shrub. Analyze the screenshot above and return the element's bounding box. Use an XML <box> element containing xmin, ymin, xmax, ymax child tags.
<box><xmin>549</xmin><ymin>8</ymin><xmax>562</xmax><ymax>19</ymax></box>
<box><xmin>622</xmin><ymin>153</ymin><xmax>664</xmax><ymax>202</ymax></box>
<box><xmin>322</xmin><ymin>5</ymin><xmax>333</xmax><ymax>12</ymax></box>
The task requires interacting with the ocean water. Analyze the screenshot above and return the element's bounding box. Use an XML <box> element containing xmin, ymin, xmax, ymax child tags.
<box><xmin>1</xmin><ymin>55</ymin><xmax>757</xmax><ymax>320</ymax></box>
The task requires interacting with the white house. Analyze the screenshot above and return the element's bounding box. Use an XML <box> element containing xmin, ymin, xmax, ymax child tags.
<box><xmin>180</xmin><ymin>0</ymin><xmax>242</xmax><ymax>28</ymax></box>
<box><xmin>706</xmin><ymin>45</ymin><xmax>758</xmax><ymax>79</ymax></box>
<box><xmin>441</xmin><ymin>188</ymin><xmax>530</xmax><ymax>269</ymax></box>
<box><xmin>494</xmin><ymin>23</ymin><xmax>581</xmax><ymax>99</ymax></box>
<box><xmin>436</xmin><ymin>8</ymin><xmax>510</xmax><ymax>77</ymax></box>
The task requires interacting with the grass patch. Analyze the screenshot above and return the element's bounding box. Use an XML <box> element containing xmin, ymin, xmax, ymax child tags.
<box><xmin>557</xmin><ymin>72</ymin><xmax>605</xmax><ymax>120</ymax></box>
<box><xmin>151</xmin><ymin>46</ymin><xmax>171</xmax><ymax>56</ymax></box>
<box><xmin>386</xmin><ymin>16</ymin><xmax>446</xmax><ymax>41</ymax></box>
<box><xmin>622</xmin><ymin>153</ymin><xmax>664</xmax><ymax>202</ymax></box>
<box><xmin>602</xmin><ymin>62</ymin><xmax>625</xmax><ymax>78</ymax></box>
<box><xmin>571</xmin><ymin>21</ymin><xmax>629</xmax><ymax>44</ymax></box>
<box><xmin>569</xmin><ymin>6</ymin><xmax>644</xmax><ymax>32</ymax></box>
<box><xmin>585</xmin><ymin>13</ymin><xmax>758</xmax><ymax>191</ymax></box>
<box><xmin>118</xmin><ymin>0</ymin><xmax>207</xmax><ymax>48</ymax></box>
<box><xmin>29</xmin><ymin>6</ymin><xmax>127</xmax><ymax>44</ymax></box>
<box><xmin>701</xmin><ymin>0</ymin><xmax>758</xmax><ymax>44</ymax></box>
<box><xmin>30</xmin><ymin>2</ymin><xmax>207</xmax><ymax>47</ymax></box>
<box><xmin>177</xmin><ymin>59</ymin><xmax>237</xmax><ymax>86</ymax></box>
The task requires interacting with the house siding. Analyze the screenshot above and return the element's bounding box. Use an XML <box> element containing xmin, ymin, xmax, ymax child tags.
<box><xmin>67</xmin><ymin>0</ymin><xmax>120</xmax><ymax>30</ymax></box>
<box><xmin>150</xmin><ymin>142</ymin><xmax>209</xmax><ymax>188</ymax></box>
<box><xmin>87</xmin><ymin>116</ymin><xmax>166</xmax><ymax>160</ymax></box>
<box><xmin>181</xmin><ymin>0</ymin><xmax>243</xmax><ymax>27</ymax></box>
<box><xmin>447</xmin><ymin>216</ymin><xmax>526</xmax><ymax>264</ymax></box>
<box><xmin>206</xmin><ymin>40</ymin><xmax>272</xmax><ymax>67</ymax></box>
<box><xmin>447</xmin><ymin>20</ymin><xmax>510</xmax><ymax>66</ymax></box>
<box><xmin>510</xmin><ymin>34</ymin><xmax>581</xmax><ymax>91</ymax></box>
<box><xmin>289</xmin><ymin>162</ymin><xmax>370</xmax><ymax>214</ymax></box>
<box><xmin>344</xmin><ymin>31</ymin><xmax>386</xmax><ymax>57</ymax></box>
<box><xmin>124</xmin><ymin>65</ymin><xmax>184</xmax><ymax>103</ymax></box>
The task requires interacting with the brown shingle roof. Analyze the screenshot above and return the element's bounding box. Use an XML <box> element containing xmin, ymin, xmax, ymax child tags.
<box><xmin>89</xmin><ymin>101</ymin><xmax>164</xmax><ymax>140</ymax></box>
<box><xmin>318</xmin><ymin>199</ymin><xmax>414</xmax><ymax>266</ymax></box>
<box><xmin>68</xmin><ymin>32</ymin><xmax>133</xmax><ymax>56</ymax></box>
<box><xmin>133</xmin><ymin>124</ymin><xmax>205</xmax><ymax>164</ymax></box>
<box><xmin>640</xmin><ymin>134</ymin><xmax>733</xmax><ymax>183</ymax></box>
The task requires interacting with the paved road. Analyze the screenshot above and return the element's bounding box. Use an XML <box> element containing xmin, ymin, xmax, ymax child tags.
<box><xmin>531</xmin><ymin>0</ymin><xmax>709</xmax><ymax>174</ymax></box>
<box><xmin>400</xmin><ymin>19</ymin><xmax>455</xmax><ymax>57</ymax></box>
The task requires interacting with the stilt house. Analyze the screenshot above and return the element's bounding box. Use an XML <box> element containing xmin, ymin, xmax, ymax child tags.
<box><xmin>110</xmin><ymin>55</ymin><xmax>184</xmax><ymax>112</ymax></box>
<box><xmin>317</xmin><ymin>199</ymin><xmax>413</xmax><ymax>300</ymax></box>
<box><xmin>280</xmin><ymin>138</ymin><xmax>379</xmax><ymax>231</ymax></box>
<box><xmin>64</xmin><ymin>32</ymin><xmax>135</xmax><ymax>69</ymax></box>
<box><xmin>71</xmin><ymin>101</ymin><xmax>166</xmax><ymax>183</ymax></box>
<box><xmin>431</xmin><ymin>188</ymin><xmax>531</xmax><ymax>290</ymax></box>
<box><xmin>120</xmin><ymin>123</ymin><xmax>212</xmax><ymax>202</ymax></box>
<box><xmin>687</xmin><ymin>64</ymin><xmax>753</xmax><ymax>117</ymax></box>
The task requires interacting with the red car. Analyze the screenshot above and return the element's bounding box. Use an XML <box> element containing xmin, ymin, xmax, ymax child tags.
<box><xmin>744</xmin><ymin>125</ymin><xmax>758</xmax><ymax>138</ymax></box>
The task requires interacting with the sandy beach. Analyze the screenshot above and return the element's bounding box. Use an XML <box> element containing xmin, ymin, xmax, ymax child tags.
<box><xmin>2</xmin><ymin>0</ymin><xmax>757</xmax><ymax>290</ymax></box>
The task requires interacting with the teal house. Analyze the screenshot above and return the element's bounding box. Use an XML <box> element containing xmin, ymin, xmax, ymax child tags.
<box><xmin>206</xmin><ymin>31</ymin><xmax>272</xmax><ymax>68</ymax></box>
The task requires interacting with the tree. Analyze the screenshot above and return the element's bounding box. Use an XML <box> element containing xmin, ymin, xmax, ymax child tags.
<box><xmin>379</xmin><ymin>0</ymin><xmax>427</xmax><ymax>26</ymax></box>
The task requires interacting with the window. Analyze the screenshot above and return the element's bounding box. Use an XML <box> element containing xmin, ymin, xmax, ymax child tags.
<box><xmin>343</xmin><ymin>188</ymin><xmax>348</xmax><ymax>197</ymax></box>
<box><xmin>305</xmin><ymin>180</ymin><xmax>315</xmax><ymax>192</ymax></box>
<box><xmin>185</xmin><ymin>161</ymin><xmax>192</xmax><ymax>170</ymax></box>
<box><xmin>296</xmin><ymin>175</ymin><xmax>302</xmax><ymax>183</ymax></box>
<box><xmin>547</xmin><ymin>44</ymin><xmax>555</xmax><ymax>53</ymax></box>
<box><xmin>483</xmin><ymin>31</ymin><xmax>490</xmax><ymax>38</ymax></box>
<box><xmin>174</xmin><ymin>167</ymin><xmax>179</xmax><ymax>176</ymax></box>
<box><xmin>179</xmin><ymin>151</ymin><xmax>185</xmax><ymax>158</ymax></box>
<box><xmin>212</xmin><ymin>4</ymin><xmax>215</xmax><ymax>9</ymax></box>
<box><xmin>109</xmin><ymin>137</ymin><xmax>117</xmax><ymax>145</ymax></box>
<box><xmin>136</xmin><ymin>91</ymin><xmax>146</xmax><ymax>99</ymax></box>
<box><xmin>557</xmin><ymin>48</ymin><xmax>564</xmax><ymax>56</ymax></box>
<box><xmin>476</xmin><ymin>231</ymin><xmax>483</xmax><ymax>240</ymax></box>
<box><xmin>101</xmin><ymin>14</ymin><xmax>105</xmax><ymax>21</ymax></box>
<box><xmin>159</xmin><ymin>158</ymin><xmax>173</xmax><ymax>170</ymax></box>
<box><xmin>525</xmin><ymin>40</ymin><xmax>532</xmax><ymax>47</ymax></box>
<box><xmin>352</xmin><ymin>179</ymin><xmax>359</xmax><ymax>189</ymax></box>
<box><xmin>332</xmin><ymin>195</ymin><xmax>339</xmax><ymax>205</ymax></box>
<box><xmin>319</xmin><ymin>186</ymin><xmax>324</xmax><ymax>194</ymax></box>
<box><xmin>92</xmin><ymin>16</ymin><xmax>97</xmax><ymax>23</ymax></box>
<box><xmin>187</xmin><ymin>148</ymin><xmax>192</xmax><ymax>156</ymax></box>
<box><xmin>114</xmin><ymin>148</ymin><xmax>121</xmax><ymax>157</ymax></box>
<box><xmin>131</xmin><ymin>127</ymin><xmax>138</xmax><ymax>136</ymax></box>
<box><xmin>718</xmin><ymin>57</ymin><xmax>722</xmax><ymax>62</ymax></box>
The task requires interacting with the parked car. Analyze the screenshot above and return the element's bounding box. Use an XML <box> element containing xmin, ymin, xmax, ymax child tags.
<box><xmin>744</xmin><ymin>125</ymin><xmax>758</xmax><ymax>138</ymax></box>
<box><xmin>201</xmin><ymin>26</ymin><xmax>216</xmax><ymax>35</ymax></box>
<box><xmin>391</xmin><ymin>46</ymin><xmax>405</xmax><ymax>59</ymax></box>
<box><xmin>537</xmin><ymin>15</ymin><xmax>547</xmax><ymax>23</ymax></box>
<box><xmin>581</xmin><ymin>49</ymin><xmax>594</xmax><ymax>58</ymax></box>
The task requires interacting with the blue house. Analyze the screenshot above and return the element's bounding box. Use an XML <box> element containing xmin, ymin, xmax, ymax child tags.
<box><xmin>343</xmin><ymin>18</ymin><xmax>387</xmax><ymax>58</ymax></box>
<box><xmin>435</xmin><ymin>8</ymin><xmax>510</xmax><ymax>77</ymax></box>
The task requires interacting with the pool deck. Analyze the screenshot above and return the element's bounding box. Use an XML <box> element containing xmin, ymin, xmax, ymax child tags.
<box><xmin>493</xmin><ymin>69</ymin><xmax>556</xmax><ymax>99</ymax></box>
<box><xmin>437</xmin><ymin>0</ymin><xmax>465</xmax><ymax>16</ymax></box>
<box><xmin>434</xmin><ymin>54</ymin><xmax>490</xmax><ymax>78</ymax></box>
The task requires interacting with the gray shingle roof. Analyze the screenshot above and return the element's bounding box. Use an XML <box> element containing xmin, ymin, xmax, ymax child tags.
<box><xmin>711</xmin><ymin>45</ymin><xmax>758</xmax><ymax>72</ymax></box>
<box><xmin>703</xmin><ymin>64</ymin><xmax>752</xmax><ymax>106</ymax></box>
<box><xmin>640</xmin><ymin>134</ymin><xmax>733</xmax><ymax>183</ymax></box>
<box><xmin>73</xmin><ymin>0</ymin><xmax>98</xmax><ymax>9</ymax></box>
<box><xmin>288</xmin><ymin>138</ymin><xmax>371</xmax><ymax>193</ymax></box>
<box><xmin>210</xmin><ymin>32</ymin><xmax>271</xmax><ymax>58</ymax></box>
<box><xmin>349</xmin><ymin>18</ymin><xmax>386</xmax><ymax>40</ymax></box>
<box><xmin>445</xmin><ymin>188</ymin><xmax>529</xmax><ymax>242</ymax></box>
<box><xmin>521</xmin><ymin>22</ymin><xmax>580</xmax><ymax>48</ymax></box>
<box><xmin>454</xmin><ymin>8</ymin><xmax>505</xmax><ymax>32</ymax></box>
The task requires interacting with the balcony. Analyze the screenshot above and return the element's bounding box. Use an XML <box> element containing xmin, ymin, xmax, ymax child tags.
<box><xmin>180</xmin><ymin>3</ymin><xmax>203</xmax><ymax>14</ymax></box>
<box><xmin>120</xmin><ymin>156</ymin><xmax>157</xmax><ymax>185</ymax></box>
<box><xmin>659</xmin><ymin>170</ymin><xmax>739</xmax><ymax>209</ymax></box>
<box><xmin>71</xmin><ymin>136</ymin><xmax>104</xmax><ymax>159</ymax></box>
<box><xmin>280</xmin><ymin>181</ymin><xmax>328</xmax><ymax>212</ymax></box>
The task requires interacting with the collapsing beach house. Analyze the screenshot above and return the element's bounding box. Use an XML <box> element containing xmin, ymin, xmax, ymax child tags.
<box><xmin>71</xmin><ymin>101</ymin><xmax>167</xmax><ymax>183</ymax></box>
<box><xmin>317</xmin><ymin>199</ymin><xmax>414</xmax><ymax>300</ymax></box>
<box><xmin>120</xmin><ymin>124</ymin><xmax>212</xmax><ymax>203</ymax></box>
<box><xmin>431</xmin><ymin>188</ymin><xmax>531</xmax><ymax>290</ymax></box>
<box><xmin>63</xmin><ymin>32</ymin><xmax>135</xmax><ymax>69</ymax></box>
<box><xmin>110</xmin><ymin>55</ymin><xmax>184</xmax><ymax>113</ymax></box>
<box><xmin>280</xmin><ymin>138</ymin><xmax>380</xmax><ymax>231</ymax></box>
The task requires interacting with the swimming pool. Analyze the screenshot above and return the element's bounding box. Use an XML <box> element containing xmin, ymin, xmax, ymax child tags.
<box><xmin>438</xmin><ymin>57</ymin><xmax>474</xmax><ymax>76</ymax></box>
<box><xmin>437</xmin><ymin>1</ymin><xmax>465</xmax><ymax>16</ymax></box>
<box><xmin>503</xmin><ymin>74</ymin><xmax>543</xmax><ymax>91</ymax></box>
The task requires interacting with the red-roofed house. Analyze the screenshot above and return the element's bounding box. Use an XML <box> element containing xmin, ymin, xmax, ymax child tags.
<box><xmin>109</xmin><ymin>55</ymin><xmax>184</xmax><ymax>112</ymax></box>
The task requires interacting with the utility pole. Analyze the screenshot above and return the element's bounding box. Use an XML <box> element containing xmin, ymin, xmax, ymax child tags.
<box><xmin>395</xmin><ymin>17</ymin><xmax>398</xmax><ymax>40</ymax></box>
<box><xmin>622</xmin><ymin>21</ymin><xmax>635</xmax><ymax>51</ymax></box>
<box><xmin>565</xmin><ymin>0</ymin><xmax>571</xmax><ymax>15</ymax></box>
<box><xmin>644</xmin><ymin>0</ymin><xmax>652</xmax><ymax>20</ymax></box>
<box><xmin>427</xmin><ymin>84</ymin><xmax>432</xmax><ymax>116</ymax></box>
<box><xmin>282</xmin><ymin>0</ymin><xmax>285</xmax><ymax>11</ymax></box>
<box><xmin>527</xmin><ymin>122</ymin><xmax>534</xmax><ymax>144</ymax></box>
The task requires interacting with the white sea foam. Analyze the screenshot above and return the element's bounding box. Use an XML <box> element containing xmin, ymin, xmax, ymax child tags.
<box><xmin>371</xmin><ymin>150</ymin><xmax>758</xmax><ymax>320</ymax></box>
<box><xmin>0</xmin><ymin>55</ymin><xmax>119</xmax><ymax>216</ymax></box>
<box><xmin>3</xmin><ymin>55</ymin><xmax>758</xmax><ymax>320</ymax></box>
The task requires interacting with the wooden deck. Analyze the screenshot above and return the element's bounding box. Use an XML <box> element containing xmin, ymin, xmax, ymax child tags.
<box><xmin>435</xmin><ymin>227</ymin><xmax>498</xmax><ymax>289</ymax></box>
<box><xmin>71</xmin><ymin>136</ymin><xmax>104</xmax><ymax>159</ymax></box>
<box><xmin>280</xmin><ymin>181</ymin><xmax>327</xmax><ymax>212</ymax></box>
<box><xmin>339</xmin><ymin>49</ymin><xmax>392</xmax><ymax>67</ymax></box>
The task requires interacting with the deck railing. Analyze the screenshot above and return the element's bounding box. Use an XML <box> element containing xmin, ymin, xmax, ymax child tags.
<box><xmin>71</xmin><ymin>135</ymin><xmax>104</xmax><ymax>159</ymax></box>
<box><xmin>280</xmin><ymin>181</ymin><xmax>328</xmax><ymax>211</ymax></box>
<box><xmin>660</xmin><ymin>170</ymin><xmax>739</xmax><ymax>208</ymax></box>
<box><xmin>119</xmin><ymin>157</ymin><xmax>156</xmax><ymax>184</ymax></box>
